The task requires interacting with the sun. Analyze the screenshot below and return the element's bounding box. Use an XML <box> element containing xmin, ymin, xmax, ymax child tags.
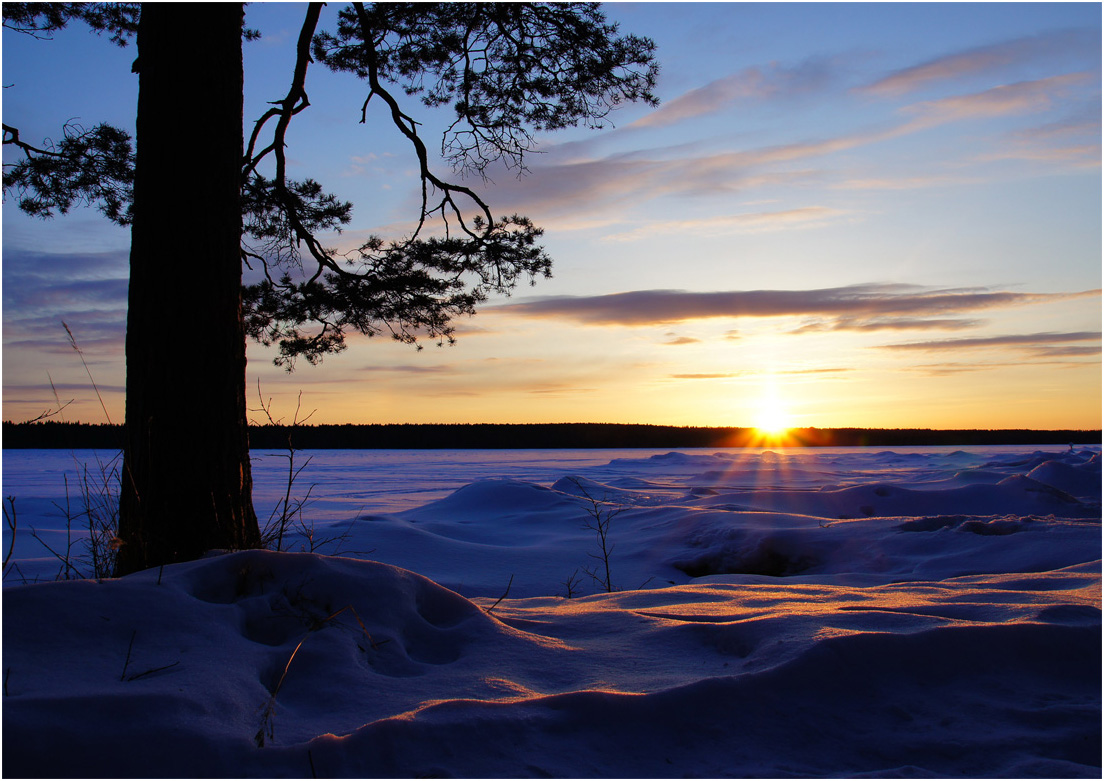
<box><xmin>753</xmin><ymin>395</ymin><xmax>793</xmax><ymax>438</ymax></box>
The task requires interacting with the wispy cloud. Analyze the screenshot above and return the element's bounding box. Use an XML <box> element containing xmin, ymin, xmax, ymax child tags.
<box><xmin>901</xmin><ymin>73</ymin><xmax>1095</xmax><ymax>128</ymax></box>
<box><xmin>782</xmin><ymin>367</ymin><xmax>854</xmax><ymax>375</ymax></box>
<box><xmin>360</xmin><ymin>364</ymin><xmax>454</xmax><ymax>374</ymax></box>
<box><xmin>474</xmin><ymin>131</ymin><xmax>882</xmax><ymax>223</ymax></box>
<box><xmin>1030</xmin><ymin>345</ymin><xmax>1101</xmax><ymax>358</ymax></box>
<box><xmin>525</xmin><ymin>384</ymin><xmax>600</xmax><ymax>396</ymax></box>
<box><xmin>631</xmin><ymin>57</ymin><xmax>838</xmax><ymax>129</ymax></box>
<box><xmin>833</xmin><ymin>173</ymin><xmax>982</xmax><ymax>191</ymax></box>
<box><xmin>791</xmin><ymin>317</ymin><xmax>983</xmax><ymax>334</ymax></box>
<box><xmin>667</xmin><ymin>367</ymin><xmax>852</xmax><ymax>381</ymax></box>
<box><xmin>669</xmin><ymin>373</ymin><xmax>741</xmax><ymax>380</ymax></box>
<box><xmin>601</xmin><ymin>207</ymin><xmax>849</xmax><ymax>242</ymax></box>
<box><xmin>985</xmin><ymin>141</ymin><xmax>1101</xmax><ymax>168</ymax></box>
<box><xmin>882</xmin><ymin>331</ymin><xmax>1102</xmax><ymax>351</ymax></box>
<box><xmin>663</xmin><ymin>335</ymin><xmax>701</xmax><ymax>346</ymax></box>
<box><xmin>2</xmin><ymin>249</ymin><xmax>128</xmax><ymax>280</ymax></box>
<box><xmin>4</xmin><ymin>382</ymin><xmax>126</xmax><ymax>396</ymax></box>
<box><xmin>3</xmin><ymin>311</ymin><xmax>127</xmax><ymax>354</ymax></box>
<box><xmin>5</xmin><ymin>278</ymin><xmax>129</xmax><ymax>313</ymax></box>
<box><xmin>493</xmin><ymin>284</ymin><xmax>1099</xmax><ymax>328</ymax></box>
<box><xmin>860</xmin><ymin>29</ymin><xmax>1101</xmax><ymax>97</ymax></box>
<box><xmin>979</xmin><ymin>105</ymin><xmax>1103</xmax><ymax>168</ymax></box>
<box><xmin>340</xmin><ymin>151</ymin><xmax>398</xmax><ymax>178</ymax></box>
<box><xmin>907</xmin><ymin>357</ymin><xmax>1097</xmax><ymax>375</ymax></box>
<box><xmin>478</xmin><ymin>73</ymin><xmax>1094</xmax><ymax>227</ymax></box>
<box><xmin>2</xmin><ymin>250</ymin><xmax>130</xmax><ymax>354</ymax></box>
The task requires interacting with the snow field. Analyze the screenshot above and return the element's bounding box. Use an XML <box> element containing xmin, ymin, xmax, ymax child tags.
<box><xmin>2</xmin><ymin>445</ymin><xmax>1100</xmax><ymax>777</ymax></box>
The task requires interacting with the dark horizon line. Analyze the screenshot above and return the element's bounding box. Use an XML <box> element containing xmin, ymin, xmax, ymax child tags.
<box><xmin>3</xmin><ymin>420</ymin><xmax>1100</xmax><ymax>450</ymax></box>
<box><xmin>4</xmin><ymin>419</ymin><xmax>1102</xmax><ymax>432</ymax></box>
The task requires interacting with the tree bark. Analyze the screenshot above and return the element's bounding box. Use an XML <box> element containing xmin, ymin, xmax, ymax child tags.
<box><xmin>116</xmin><ymin>3</ymin><xmax>259</xmax><ymax>575</ymax></box>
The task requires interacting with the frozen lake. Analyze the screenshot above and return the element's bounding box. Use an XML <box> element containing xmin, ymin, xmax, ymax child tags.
<box><xmin>3</xmin><ymin>442</ymin><xmax>1092</xmax><ymax>514</ymax></box>
<box><xmin>3</xmin><ymin>443</ymin><xmax>1099</xmax><ymax>589</ymax></box>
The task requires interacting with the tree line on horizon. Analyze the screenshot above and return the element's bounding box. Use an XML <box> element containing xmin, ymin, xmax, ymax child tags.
<box><xmin>4</xmin><ymin>420</ymin><xmax>1100</xmax><ymax>450</ymax></box>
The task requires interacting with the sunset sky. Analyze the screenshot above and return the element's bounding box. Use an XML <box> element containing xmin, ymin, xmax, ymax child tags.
<box><xmin>3</xmin><ymin>2</ymin><xmax>1101</xmax><ymax>430</ymax></box>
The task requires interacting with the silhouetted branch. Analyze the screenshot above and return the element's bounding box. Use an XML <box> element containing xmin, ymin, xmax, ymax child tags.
<box><xmin>2</xmin><ymin>3</ymin><xmax>138</xmax><ymax>46</ymax></box>
<box><xmin>21</xmin><ymin>372</ymin><xmax>74</xmax><ymax>424</ymax></box>
<box><xmin>3</xmin><ymin>498</ymin><xmax>17</xmax><ymax>575</ymax></box>
<box><xmin>485</xmin><ymin>574</ymin><xmax>515</xmax><ymax>613</ymax></box>
<box><xmin>3</xmin><ymin>121</ymin><xmax>134</xmax><ymax>224</ymax></box>
<box><xmin>568</xmin><ymin>477</ymin><xmax>623</xmax><ymax>593</ymax></box>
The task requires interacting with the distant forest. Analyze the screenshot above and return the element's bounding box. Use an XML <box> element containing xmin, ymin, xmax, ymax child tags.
<box><xmin>3</xmin><ymin>420</ymin><xmax>1100</xmax><ymax>449</ymax></box>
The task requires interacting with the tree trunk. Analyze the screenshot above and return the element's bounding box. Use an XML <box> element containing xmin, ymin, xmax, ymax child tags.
<box><xmin>116</xmin><ymin>3</ymin><xmax>259</xmax><ymax>575</ymax></box>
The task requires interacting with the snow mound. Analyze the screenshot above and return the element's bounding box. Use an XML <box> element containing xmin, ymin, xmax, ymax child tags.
<box><xmin>691</xmin><ymin>478</ymin><xmax>1095</xmax><ymax>519</ymax></box>
<box><xmin>695</xmin><ymin>464</ymin><xmax>835</xmax><ymax>489</ymax></box>
<box><xmin>303</xmin><ymin>620</ymin><xmax>1100</xmax><ymax>778</ymax></box>
<box><xmin>609</xmin><ymin>451</ymin><xmax>735</xmax><ymax>470</ymax></box>
<box><xmin>661</xmin><ymin>510</ymin><xmax>1096</xmax><ymax>583</ymax></box>
<box><xmin>944</xmin><ymin>467</ymin><xmax>1012</xmax><ymax>485</ymax></box>
<box><xmin>1027</xmin><ymin>457</ymin><xmax>1102</xmax><ymax>499</ymax></box>
<box><xmin>2</xmin><ymin>550</ymin><xmax>548</xmax><ymax>776</ymax></box>
<box><xmin>405</xmin><ymin>478</ymin><xmax>576</xmax><ymax>517</ymax></box>
<box><xmin>551</xmin><ymin>474</ymin><xmax>641</xmax><ymax>504</ymax></box>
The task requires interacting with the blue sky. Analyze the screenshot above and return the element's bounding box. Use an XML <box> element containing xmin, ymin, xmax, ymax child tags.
<box><xmin>3</xmin><ymin>2</ymin><xmax>1100</xmax><ymax>429</ymax></box>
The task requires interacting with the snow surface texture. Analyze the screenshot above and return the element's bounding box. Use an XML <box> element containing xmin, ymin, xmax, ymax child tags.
<box><xmin>2</xmin><ymin>446</ymin><xmax>1101</xmax><ymax>777</ymax></box>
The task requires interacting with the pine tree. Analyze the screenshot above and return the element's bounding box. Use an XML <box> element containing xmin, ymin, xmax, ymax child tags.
<box><xmin>2</xmin><ymin>2</ymin><xmax>659</xmax><ymax>575</ymax></box>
